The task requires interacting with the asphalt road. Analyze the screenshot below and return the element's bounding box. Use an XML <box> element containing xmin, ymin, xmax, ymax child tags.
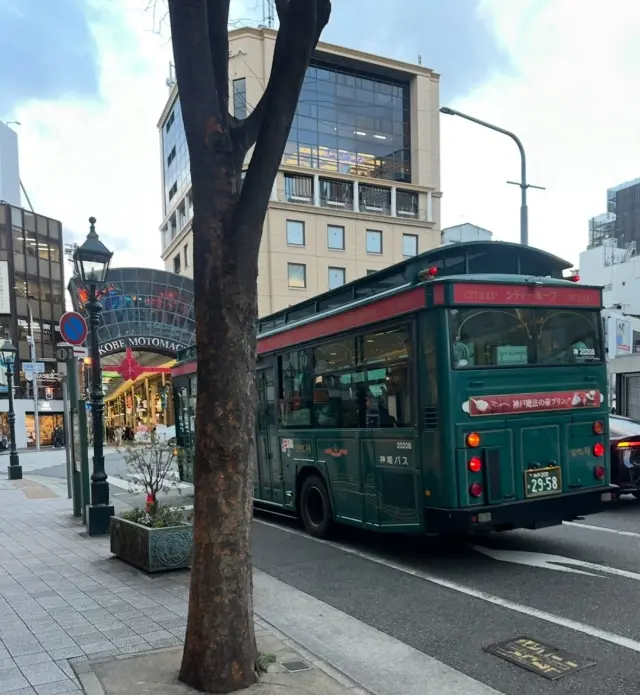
<box><xmin>251</xmin><ymin>498</ymin><xmax>640</xmax><ymax>695</ymax></box>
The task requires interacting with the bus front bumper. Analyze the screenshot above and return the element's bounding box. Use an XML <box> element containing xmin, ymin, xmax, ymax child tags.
<box><xmin>425</xmin><ymin>486</ymin><xmax>615</xmax><ymax>533</ymax></box>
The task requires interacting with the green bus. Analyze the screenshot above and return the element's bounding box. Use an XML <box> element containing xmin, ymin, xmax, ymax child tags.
<box><xmin>172</xmin><ymin>240</ymin><xmax>613</xmax><ymax>537</ymax></box>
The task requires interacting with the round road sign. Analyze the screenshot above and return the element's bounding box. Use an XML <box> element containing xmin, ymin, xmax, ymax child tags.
<box><xmin>59</xmin><ymin>311</ymin><xmax>88</xmax><ymax>346</ymax></box>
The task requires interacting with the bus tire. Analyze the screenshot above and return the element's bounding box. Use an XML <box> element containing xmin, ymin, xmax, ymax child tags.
<box><xmin>299</xmin><ymin>474</ymin><xmax>333</xmax><ymax>538</ymax></box>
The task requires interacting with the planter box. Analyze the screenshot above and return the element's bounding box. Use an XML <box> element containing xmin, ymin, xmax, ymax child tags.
<box><xmin>110</xmin><ymin>516</ymin><xmax>193</xmax><ymax>573</ymax></box>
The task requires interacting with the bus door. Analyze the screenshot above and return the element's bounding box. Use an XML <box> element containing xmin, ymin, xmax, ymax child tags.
<box><xmin>256</xmin><ymin>365</ymin><xmax>283</xmax><ymax>504</ymax></box>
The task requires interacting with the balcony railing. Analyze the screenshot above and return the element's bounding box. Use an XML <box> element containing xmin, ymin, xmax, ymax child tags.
<box><xmin>319</xmin><ymin>178</ymin><xmax>354</xmax><ymax>210</ymax></box>
<box><xmin>397</xmin><ymin>189</ymin><xmax>419</xmax><ymax>218</ymax></box>
<box><xmin>284</xmin><ymin>174</ymin><xmax>313</xmax><ymax>204</ymax></box>
<box><xmin>359</xmin><ymin>184</ymin><xmax>391</xmax><ymax>216</ymax></box>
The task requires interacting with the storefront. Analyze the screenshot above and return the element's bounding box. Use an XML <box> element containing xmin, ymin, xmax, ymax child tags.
<box><xmin>0</xmin><ymin>398</ymin><xmax>66</xmax><ymax>449</ymax></box>
<box><xmin>105</xmin><ymin>372</ymin><xmax>174</xmax><ymax>431</ymax></box>
<box><xmin>25</xmin><ymin>413</ymin><xmax>64</xmax><ymax>448</ymax></box>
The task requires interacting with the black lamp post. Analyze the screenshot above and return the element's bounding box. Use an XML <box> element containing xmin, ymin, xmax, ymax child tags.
<box><xmin>73</xmin><ymin>217</ymin><xmax>114</xmax><ymax>536</ymax></box>
<box><xmin>1</xmin><ymin>339</ymin><xmax>22</xmax><ymax>480</ymax></box>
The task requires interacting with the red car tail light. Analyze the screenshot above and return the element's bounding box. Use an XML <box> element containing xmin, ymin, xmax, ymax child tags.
<box><xmin>469</xmin><ymin>482</ymin><xmax>483</xmax><ymax>498</ymax></box>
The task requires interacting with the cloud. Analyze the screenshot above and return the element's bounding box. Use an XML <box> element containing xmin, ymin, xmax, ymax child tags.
<box><xmin>0</xmin><ymin>0</ymin><xmax>101</xmax><ymax>114</ymax></box>
<box><xmin>440</xmin><ymin>0</ymin><xmax>640</xmax><ymax>265</ymax></box>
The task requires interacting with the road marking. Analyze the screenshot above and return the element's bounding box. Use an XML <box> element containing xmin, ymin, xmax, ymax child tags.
<box><xmin>472</xmin><ymin>546</ymin><xmax>640</xmax><ymax>581</ymax></box>
<box><xmin>563</xmin><ymin>521</ymin><xmax>640</xmax><ymax>539</ymax></box>
<box><xmin>255</xmin><ymin>518</ymin><xmax>640</xmax><ymax>654</ymax></box>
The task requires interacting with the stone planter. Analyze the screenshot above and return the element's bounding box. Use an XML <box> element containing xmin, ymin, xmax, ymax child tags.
<box><xmin>110</xmin><ymin>516</ymin><xmax>193</xmax><ymax>573</ymax></box>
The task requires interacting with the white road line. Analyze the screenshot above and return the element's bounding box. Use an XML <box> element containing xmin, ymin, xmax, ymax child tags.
<box><xmin>563</xmin><ymin>520</ymin><xmax>640</xmax><ymax>539</ymax></box>
<box><xmin>255</xmin><ymin>518</ymin><xmax>640</xmax><ymax>654</ymax></box>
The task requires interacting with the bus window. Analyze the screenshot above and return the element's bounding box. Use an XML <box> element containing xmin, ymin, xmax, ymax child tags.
<box><xmin>536</xmin><ymin>310</ymin><xmax>601</xmax><ymax>364</ymax></box>
<box><xmin>280</xmin><ymin>350</ymin><xmax>312</xmax><ymax>427</ymax></box>
<box><xmin>450</xmin><ymin>308</ymin><xmax>532</xmax><ymax>368</ymax></box>
<box><xmin>362</xmin><ymin>326</ymin><xmax>410</xmax><ymax>365</ymax></box>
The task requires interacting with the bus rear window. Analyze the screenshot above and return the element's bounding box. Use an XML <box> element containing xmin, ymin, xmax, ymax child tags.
<box><xmin>450</xmin><ymin>308</ymin><xmax>601</xmax><ymax>368</ymax></box>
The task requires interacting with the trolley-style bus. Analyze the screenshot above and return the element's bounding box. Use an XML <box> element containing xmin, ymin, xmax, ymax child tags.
<box><xmin>172</xmin><ymin>241</ymin><xmax>613</xmax><ymax>537</ymax></box>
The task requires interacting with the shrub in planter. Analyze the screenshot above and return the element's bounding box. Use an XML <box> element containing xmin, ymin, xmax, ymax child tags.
<box><xmin>110</xmin><ymin>439</ymin><xmax>193</xmax><ymax>572</ymax></box>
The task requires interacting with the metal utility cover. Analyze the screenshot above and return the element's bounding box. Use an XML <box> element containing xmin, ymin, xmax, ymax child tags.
<box><xmin>485</xmin><ymin>636</ymin><xmax>596</xmax><ymax>680</ymax></box>
<box><xmin>281</xmin><ymin>661</ymin><xmax>310</xmax><ymax>673</ymax></box>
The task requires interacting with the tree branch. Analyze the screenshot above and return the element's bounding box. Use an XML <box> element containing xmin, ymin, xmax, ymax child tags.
<box><xmin>168</xmin><ymin>0</ymin><xmax>226</xmax><ymax>153</ymax></box>
<box><xmin>234</xmin><ymin>0</ymin><xmax>331</xmax><ymax>245</ymax></box>
<box><xmin>206</xmin><ymin>0</ymin><xmax>231</xmax><ymax>125</ymax></box>
<box><xmin>232</xmin><ymin>0</ymin><xmax>331</xmax><ymax>152</ymax></box>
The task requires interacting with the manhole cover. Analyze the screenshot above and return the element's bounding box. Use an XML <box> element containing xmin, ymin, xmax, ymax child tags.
<box><xmin>281</xmin><ymin>661</ymin><xmax>310</xmax><ymax>673</ymax></box>
<box><xmin>485</xmin><ymin>637</ymin><xmax>595</xmax><ymax>680</ymax></box>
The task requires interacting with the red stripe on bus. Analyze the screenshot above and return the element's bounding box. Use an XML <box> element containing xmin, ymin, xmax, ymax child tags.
<box><xmin>256</xmin><ymin>286</ymin><xmax>426</xmax><ymax>355</ymax></box>
<box><xmin>452</xmin><ymin>283</ymin><xmax>601</xmax><ymax>307</ymax></box>
<box><xmin>172</xmin><ymin>360</ymin><xmax>196</xmax><ymax>377</ymax></box>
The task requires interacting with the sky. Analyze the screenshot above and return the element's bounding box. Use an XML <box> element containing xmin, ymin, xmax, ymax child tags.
<box><xmin>2</xmin><ymin>0</ymin><xmax>640</xmax><ymax>271</ymax></box>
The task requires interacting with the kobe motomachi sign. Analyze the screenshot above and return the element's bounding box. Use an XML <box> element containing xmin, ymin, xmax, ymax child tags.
<box><xmin>99</xmin><ymin>336</ymin><xmax>187</xmax><ymax>357</ymax></box>
<box><xmin>465</xmin><ymin>389</ymin><xmax>602</xmax><ymax>416</ymax></box>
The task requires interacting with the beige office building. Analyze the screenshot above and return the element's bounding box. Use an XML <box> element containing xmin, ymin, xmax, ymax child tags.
<box><xmin>158</xmin><ymin>27</ymin><xmax>441</xmax><ymax>316</ymax></box>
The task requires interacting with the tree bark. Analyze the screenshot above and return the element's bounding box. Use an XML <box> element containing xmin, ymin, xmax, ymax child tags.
<box><xmin>167</xmin><ymin>0</ymin><xmax>331</xmax><ymax>691</ymax></box>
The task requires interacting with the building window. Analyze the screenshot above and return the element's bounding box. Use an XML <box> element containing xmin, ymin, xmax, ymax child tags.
<box><xmin>286</xmin><ymin>220</ymin><xmax>305</xmax><ymax>246</ymax></box>
<box><xmin>360</xmin><ymin>184</ymin><xmax>391</xmax><ymax>215</ymax></box>
<box><xmin>183</xmin><ymin>243</ymin><xmax>189</xmax><ymax>267</ymax></box>
<box><xmin>327</xmin><ymin>225</ymin><xmax>345</xmax><ymax>250</ymax></box>
<box><xmin>173</xmin><ymin>254</ymin><xmax>181</xmax><ymax>274</ymax></box>
<box><xmin>397</xmin><ymin>190</ymin><xmax>418</xmax><ymax>218</ymax></box>
<box><xmin>169</xmin><ymin>182</ymin><xmax>178</xmax><ymax>201</ymax></box>
<box><xmin>284</xmin><ymin>174</ymin><xmax>313</xmax><ymax>204</ymax></box>
<box><xmin>366</xmin><ymin>230</ymin><xmax>382</xmax><ymax>254</ymax></box>
<box><xmin>167</xmin><ymin>146</ymin><xmax>176</xmax><ymax>167</ymax></box>
<box><xmin>288</xmin><ymin>263</ymin><xmax>306</xmax><ymax>288</ymax></box>
<box><xmin>320</xmin><ymin>178</ymin><xmax>353</xmax><ymax>209</ymax></box>
<box><xmin>165</xmin><ymin>110</ymin><xmax>175</xmax><ymax>133</ymax></box>
<box><xmin>233</xmin><ymin>78</ymin><xmax>247</xmax><ymax>120</ymax></box>
<box><xmin>328</xmin><ymin>266</ymin><xmax>346</xmax><ymax>289</ymax></box>
<box><xmin>403</xmin><ymin>234</ymin><xmax>418</xmax><ymax>257</ymax></box>
<box><xmin>283</xmin><ymin>62</ymin><xmax>412</xmax><ymax>182</ymax></box>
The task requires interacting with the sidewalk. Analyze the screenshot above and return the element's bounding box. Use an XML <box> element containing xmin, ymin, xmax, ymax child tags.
<box><xmin>0</xmin><ymin>474</ymin><xmax>500</xmax><ymax>695</ymax></box>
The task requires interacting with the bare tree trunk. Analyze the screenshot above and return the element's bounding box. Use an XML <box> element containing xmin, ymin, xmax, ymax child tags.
<box><xmin>179</xmin><ymin>205</ymin><xmax>259</xmax><ymax>692</ymax></box>
<box><xmin>166</xmin><ymin>1</ymin><xmax>331</xmax><ymax>692</ymax></box>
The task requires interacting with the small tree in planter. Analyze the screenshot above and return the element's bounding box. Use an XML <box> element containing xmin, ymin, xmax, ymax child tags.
<box><xmin>110</xmin><ymin>438</ymin><xmax>193</xmax><ymax>573</ymax></box>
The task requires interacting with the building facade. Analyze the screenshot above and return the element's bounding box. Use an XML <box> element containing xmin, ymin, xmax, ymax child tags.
<box><xmin>0</xmin><ymin>203</ymin><xmax>66</xmax><ymax>447</ymax></box>
<box><xmin>0</xmin><ymin>122</ymin><xmax>20</xmax><ymax>208</ymax></box>
<box><xmin>588</xmin><ymin>178</ymin><xmax>640</xmax><ymax>249</ymax></box>
<box><xmin>158</xmin><ymin>27</ymin><xmax>441</xmax><ymax>315</ymax></box>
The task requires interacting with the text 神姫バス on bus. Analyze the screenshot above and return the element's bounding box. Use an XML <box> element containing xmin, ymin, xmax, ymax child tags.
<box><xmin>171</xmin><ymin>240</ymin><xmax>613</xmax><ymax>537</ymax></box>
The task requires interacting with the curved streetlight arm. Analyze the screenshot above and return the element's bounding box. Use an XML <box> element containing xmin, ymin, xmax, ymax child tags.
<box><xmin>440</xmin><ymin>106</ymin><xmax>536</xmax><ymax>246</ymax></box>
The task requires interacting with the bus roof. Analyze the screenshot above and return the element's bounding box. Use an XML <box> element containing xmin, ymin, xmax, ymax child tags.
<box><xmin>257</xmin><ymin>241</ymin><xmax>574</xmax><ymax>334</ymax></box>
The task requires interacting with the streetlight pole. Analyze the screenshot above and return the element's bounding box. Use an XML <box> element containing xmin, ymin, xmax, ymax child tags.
<box><xmin>14</xmin><ymin>288</ymin><xmax>40</xmax><ymax>451</ymax></box>
<box><xmin>440</xmin><ymin>106</ymin><xmax>545</xmax><ymax>247</ymax></box>
<box><xmin>1</xmin><ymin>340</ymin><xmax>22</xmax><ymax>480</ymax></box>
<box><xmin>72</xmin><ymin>217</ymin><xmax>114</xmax><ymax>536</ymax></box>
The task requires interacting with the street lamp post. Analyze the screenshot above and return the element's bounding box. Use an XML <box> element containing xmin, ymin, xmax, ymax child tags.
<box><xmin>72</xmin><ymin>217</ymin><xmax>114</xmax><ymax>536</ymax></box>
<box><xmin>1</xmin><ymin>340</ymin><xmax>22</xmax><ymax>480</ymax></box>
<box><xmin>439</xmin><ymin>106</ymin><xmax>545</xmax><ymax>247</ymax></box>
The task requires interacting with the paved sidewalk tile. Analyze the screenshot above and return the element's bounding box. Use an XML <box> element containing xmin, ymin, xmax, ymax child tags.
<box><xmin>0</xmin><ymin>487</ymin><xmax>190</xmax><ymax>695</ymax></box>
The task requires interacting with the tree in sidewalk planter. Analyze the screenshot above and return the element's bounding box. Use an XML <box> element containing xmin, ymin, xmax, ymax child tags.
<box><xmin>165</xmin><ymin>0</ymin><xmax>331</xmax><ymax>692</ymax></box>
<box><xmin>118</xmin><ymin>438</ymin><xmax>187</xmax><ymax>526</ymax></box>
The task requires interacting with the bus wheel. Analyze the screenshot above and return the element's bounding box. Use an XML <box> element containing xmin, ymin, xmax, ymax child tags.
<box><xmin>300</xmin><ymin>474</ymin><xmax>333</xmax><ymax>538</ymax></box>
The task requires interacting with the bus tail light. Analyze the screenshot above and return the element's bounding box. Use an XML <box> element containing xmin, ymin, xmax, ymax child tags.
<box><xmin>466</xmin><ymin>432</ymin><xmax>481</xmax><ymax>448</ymax></box>
<box><xmin>469</xmin><ymin>482</ymin><xmax>483</xmax><ymax>498</ymax></box>
<box><xmin>594</xmin><ymin>465</ymin><xmax>606</xmax><ymax>480</ymax></box>
<box><xmin>593</xmin><ymin>442</ymin><xmax>605</xmax><ymax>457</ymax></box>
<box><xmin>468</xmin><ymin>456</ymin><xmax>482</xmax><ymax>472</ymax></box>
<box><xmin>592</xmin><ymin>421</ymin><xmax>604</xmax><ymax>435</ymax></box>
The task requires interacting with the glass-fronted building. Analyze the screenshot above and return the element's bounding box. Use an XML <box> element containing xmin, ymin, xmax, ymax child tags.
<box><xmin>0</xmin><ymin>203</ymin><xmax>66</xmax><ymax>448</ymax></box>
<box><xmin>159</xmin><ymin>27</ymin><xmax>441</xmax><ymax>315</ymax></box>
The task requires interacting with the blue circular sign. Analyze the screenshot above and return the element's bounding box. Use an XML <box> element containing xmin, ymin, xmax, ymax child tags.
<box><xmin>60</xmin><ymin>311</ymin><xmax>88</xmax><ymax>346</ymax></box>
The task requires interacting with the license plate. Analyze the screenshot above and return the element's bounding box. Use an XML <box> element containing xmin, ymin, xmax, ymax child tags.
<box><xmin>525</xmin><ymin>466</ymin><xmax>562</xmax><ymax>498</ymax></box>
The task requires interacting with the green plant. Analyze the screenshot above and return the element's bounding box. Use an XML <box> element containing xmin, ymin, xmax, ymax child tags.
<box><xmin>120</xmin><ymin>505</ymin><xmax>188</xmax><ymax>529</ymax></box>
<box><xmin>255</xmin><ymin>653</ymin><xmax>276</xmax><ymax>674</ymax></box>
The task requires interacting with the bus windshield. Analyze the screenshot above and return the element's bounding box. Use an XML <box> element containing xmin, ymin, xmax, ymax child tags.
<box><xmin>449</xmin><ymin>307</ymin><xmax>602</xmax><ymax>369</ymax></box>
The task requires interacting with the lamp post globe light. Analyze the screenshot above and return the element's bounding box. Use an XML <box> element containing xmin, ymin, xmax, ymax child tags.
<box><xmin>72</xmin><ymin>217</ymin><xmax>114</xmax><ymax>536</ymax></box>
<box><xmin>1</xmin><ymin>339</ymin><xmax>22</xmax><ymax>480</ymax></box>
